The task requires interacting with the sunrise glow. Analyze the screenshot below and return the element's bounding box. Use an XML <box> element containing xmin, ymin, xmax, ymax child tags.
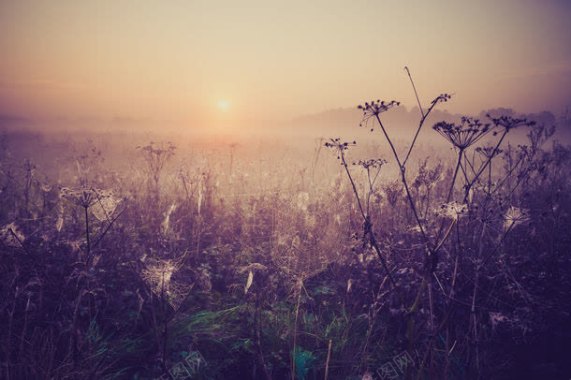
<box><xmin>0</xmin><ymin>0</ymin><xmax>569</xmax><ymax>133</ymax></box>
<box><xmin>1</xmin><ymin>2</ymin><xmax>571</xmax><ymax>379</ymax></box>
<box><xmin>217</xmin><ymin>100</ymin><xmax>230</xmax><ymax>112</ymax></box>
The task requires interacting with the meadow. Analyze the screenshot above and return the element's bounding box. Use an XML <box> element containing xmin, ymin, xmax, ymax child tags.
<box><xmin>1</xmin><ymin>99</ymin><xmax>570</xmax><ymax>379</ymax></box>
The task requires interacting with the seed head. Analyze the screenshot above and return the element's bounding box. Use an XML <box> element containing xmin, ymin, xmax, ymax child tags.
<box><xmin>353</xmin><ymin>158</ymin><xmax>387</xmax><ymax>169</ymax></box>
<box><xmin>433</xmin><ymin>116</ymin><xmax>492</xmax><ymax>150</ymax></box>
<box><xmin>430</xmin><ymin>93</ymin><xmax>452</xmax><ymax>106</ymax></box>
<box><xmin>358</xmin><ymin>100</ymin><xmax>400</xmax><ymax>129</ymax></box>
<box><xmin>487</xmin><ymin>114</ymin><xmax>535</xmax><ymax>131</ymax></box>
<box><xmin>475</xmin><ymin>145</ymin><xmax>503</xmax><ymax>160</ymax></box>
<box><xmin>503</xmin><ymin>206</ymin><xmax>530</xmax><ymax>230</ymax></box>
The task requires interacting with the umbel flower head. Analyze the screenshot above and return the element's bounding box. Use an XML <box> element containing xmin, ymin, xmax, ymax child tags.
<box><xmin>60</xmin><ymin>187</ymin><xmax>97</xmax><ymax>208</ymax></box>
<box><xmin>358</xmin><ymin>100</ymin><xmax>400</xmax><ymax>130</ymax></box>
<box><xmin>60</xmin><ymin>187</ymin><xmax>121</xmax><ymax>221</ymax></box>
<box><xmin>430</xmin><ymin>93</ymin><xmax>452</xmax><ymax>106</ymax></box>
<box><xmin>433</xmin><ymin>116</ymin><xmax>492</xmax><ymax>150</ymax></box>
<box><xmin>324</xmin><ymin>138</ymin><xmax>357</xmax><ymax>162</ymax></box>
<box><xmin>503</xmin><ymin>206</ymin><xmax>530</xmax><ymax>231</ymax></box>
<box><xmin>353</xmin><ymin>158</ymin><xmax>387</xmax><ymax>170</ymax></box>
<box><xmin>475</xmin><ymin>145</ymin><xmax>503</xmax><ymax>160</ymax></box>
<box><xmin>487</xmin><ymin>114</ymin><xmax>536</xmax><ymax>132</ymax></box>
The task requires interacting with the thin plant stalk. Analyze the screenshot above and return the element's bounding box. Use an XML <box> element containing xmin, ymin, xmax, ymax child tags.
<box><xmin>374</xmin><ymin>115</ymin><xmax>433</xmax><ymax>255</ymax></box>
<box><xmin>337</xmin><ymin>148</ymin><xmax>396</xmax><ymax>286</ymax></box>
<box><xmin>405</xmin><ymin>66</ymin><xmax>424</xmax><ymax>118</ymax></box>
<box><xmin>324</xmin><ymin>339</ymin><xmax>332</xmax><ymax>380</ymax></box>
<box><xmin>446</xmin><ymin>150</ymin><xmax>464</xmax><ymax>203</ymax></box>
<box><xmin>402</xmin><ymin>100</ymin><xmax>447</xmax><ymax>167</ymax></box>
<box><xmin>84</xmin><ymin>206</ymin><xmax>91</xmax><ymax>267</ymax></box>
<box><xmin>463</xmin><ymin>128</ymin><xmax>509</xmax><ymax>202</ymax></box>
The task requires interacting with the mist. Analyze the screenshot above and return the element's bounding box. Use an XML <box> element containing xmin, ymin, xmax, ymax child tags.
<box><xmin>2</xmin><ymin>1</ymin><xmax>571</xmax><ymax>379</ymax></box>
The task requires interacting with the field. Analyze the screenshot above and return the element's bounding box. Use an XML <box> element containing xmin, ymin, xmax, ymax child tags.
<box><xmin>1</xmin><ymin>106</ymin><xmax>571</xmax><ymax>379</ymax></box>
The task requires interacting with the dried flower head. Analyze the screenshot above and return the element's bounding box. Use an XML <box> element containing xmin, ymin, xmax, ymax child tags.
<box><xmin>503</xmin><ymin>206</ymin><xmax>530</xmax><ymax>230</ymax></box>
<box><xmin>60</xmin><ymin>187</ymin><xmax>98</xmax><ymax>208</ymax></box>
<box><xmin>433</xmin><ymin>117</ymin><xmax>492</xmax><ymax>150</ymax></box>
<box><xmin>324</xmin><ymin>138</ymin><xmax>357</xmax><ymax>162</ymax></box>
<box><xmin>357</xmin><ymin>100</ymin><xmax>400</xmax><ymax>130</ymax></box>
<box><xmin>487</xmin><ymin>114</ymin><xmax>535</xmax><ymax>132</ymax></box>
<box><xmin>353</xmin><ymin>158</ymin><xmax>387</xmax><ymax>169</ymax></box>
<box><xmin>430</xmin><ymin>93</ymin><xmax>452</xmax><ymax>106</ymax></box>
<box><xmin>475</xmin><ymin>145</ymin><xmax>503</xmax><ymax>160</ymax></box>
<box><xmin>436</xmin><ymin>201</ymin><xmax>468</xmax><ymax>221</ymax></box>
<box><xmin>324</xmin><ymin>138</ymin><xmax>356</xmax><ymax>150</ymax></box>
<box><xmin>60</xmin><ymin>187</ymin><xmax>121</xmax><ymax>221</ymax></box>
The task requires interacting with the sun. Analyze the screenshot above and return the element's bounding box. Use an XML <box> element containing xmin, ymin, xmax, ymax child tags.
<box><xmin>217</xmin><ymin>99</ymin><xmax>230</xmax><ymax>112</ymax></box>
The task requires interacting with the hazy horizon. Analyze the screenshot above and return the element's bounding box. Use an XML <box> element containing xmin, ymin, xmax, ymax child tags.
<box><xmin>1</xmin><ymin>0</ymin><xmax>571</xmax><ymax>136</ymax></box>
<box><xmin>2</xmin><ymin>3</ymin><xmax>571</xmax><ymax>378</ymax></box>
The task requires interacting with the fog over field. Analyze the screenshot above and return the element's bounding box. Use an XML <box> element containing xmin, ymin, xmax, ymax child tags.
<box><xmin>1</xmin><ymin>1</ymin><xmax>571</xmax><ymax>379</ymax></box>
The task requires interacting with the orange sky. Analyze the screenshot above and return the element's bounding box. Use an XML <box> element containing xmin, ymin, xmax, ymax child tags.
<box><xmin>1</xmin><ymin>0</ymin><xmax>570</xmax><ymax>130</ymax></box>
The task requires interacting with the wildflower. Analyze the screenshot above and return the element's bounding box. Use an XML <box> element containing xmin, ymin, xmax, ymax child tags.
<box><xmin>430</xmin><ymin>93</ymin><xmax>452</xmax><ymax>106</ymax></box>
<box><xmin>60</xmin><ymin>187</ymin><xmax>120</xmax><ymax>222</ymax></box>
<box><xmin>357</xmin><ymin>100</ymin><xmax>400</xmax><ymax>130</ymax></box>
<box><xmin>433</xmin><ymin>117</ymin><xmax>492</xmax><ymax>150</ymax></box>
<box><xmin>475</xmin><ymin>145</ymin><xmax>503</xmax><ymax>160</ymax></box>
<box><xmin>324</xmin><ymin>138</ymin><xmax>356</xmax><ymax>163</ymax></box>
<box><xmin>436</xmin><ymin>201</ymin><xmax>468</xmax><ymax>221</ymax></box>
<box><xmin>324</xmin><ymin>138</ymin><xmax>356</xmax><ymax>152</ymax></box>
<box><xmin>60</xmin><ymin>186</ymin><xmax>98</xmax><ymax>208</ymax></box>
<box><xmin>503</xmin><ymin>206</ymin><xmax>530</xmax><ymax>230</ymax></box>
<box><xmin>354</xmin><ymin>158</ymin><xmax>387</xmax><ymax>169</ymax></box>
<box><xmin>487</xmin><ymin>114</ymin><xmax>535</xmax><ymax>132</ymax></box>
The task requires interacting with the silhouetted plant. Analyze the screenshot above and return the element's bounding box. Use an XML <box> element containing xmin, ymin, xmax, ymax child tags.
<box><xmin>137</xmin><ymin>141</ymin><xmax>176</xmax><ymax>203</ymax></box>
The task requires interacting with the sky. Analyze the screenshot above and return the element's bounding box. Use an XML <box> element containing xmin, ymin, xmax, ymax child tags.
<box><xmin>1</xmin><ymin>0</ymin><xmax>570</xmax><ymax>132</ymax></box>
